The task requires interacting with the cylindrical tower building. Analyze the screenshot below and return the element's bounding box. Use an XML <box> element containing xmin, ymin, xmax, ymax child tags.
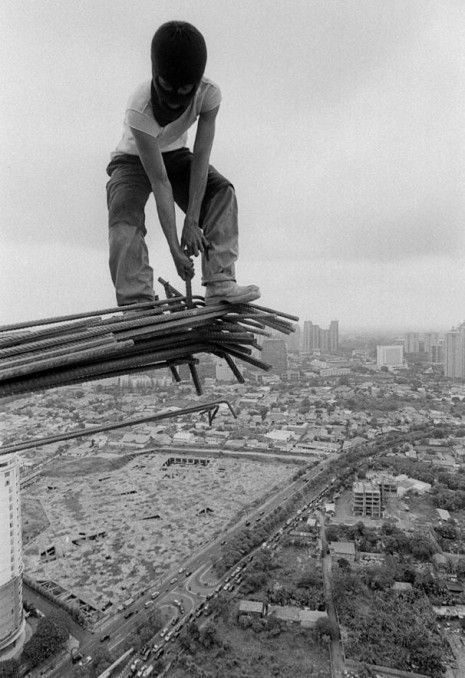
<box><xmin>0</xmin><ymin>452</ymin><xmax>24</xmax><ymax>654</ymax></box>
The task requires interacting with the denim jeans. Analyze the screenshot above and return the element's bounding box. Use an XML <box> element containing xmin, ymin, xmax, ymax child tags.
<box><xmin>106</xmin><ymin>149</ymin><xmax>238</xmax><ymax>306</ymax></box>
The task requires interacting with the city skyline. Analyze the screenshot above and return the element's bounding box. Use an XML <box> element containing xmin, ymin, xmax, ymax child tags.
<box><xmin>2</xmin><ymin>1</ymin><xmax>464</xmax><ymax>330</ymax></box>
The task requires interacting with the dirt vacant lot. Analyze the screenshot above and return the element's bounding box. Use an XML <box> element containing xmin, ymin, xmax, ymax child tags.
<box><xmin>22</xmin><ymin>453</ymin><xmax>299</xmax><ymax>610</ymax></box>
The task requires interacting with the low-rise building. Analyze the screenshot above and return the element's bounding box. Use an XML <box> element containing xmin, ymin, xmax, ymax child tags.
<box><xmin>436</xmin><ymin>508</ymin><xmax>451</xmax><ymax>521</ymax></box>
<box><xmin>353</xmin><ymin>481</ymin><xmax>382</xmax><ymax>518</ymax></box>
<box><xmin>267</xmin><ymin>605</ymin><xmax>301</xmax><ymax>623</ymax></box>
<box><xmin>299</xmin><ymin>609</ymin><xmax>328</xmax><ymax>628</ymax></box>
<box><xmin>392</xmin><ymin>581</ymin><xmax>413</xmax><ymax>592</ymax></box>
<box><xmin>238</xmin><ymin>600</ymin><xmax>264</xmax><ymax>617</ymax></box>
<box><xmin>329</xmin><ymin>541</ymin><xmax>356</xmax><ymax>564</ymax></box>
<box><xmin>433</xmin><ymin>605</ymin><xmax>465</xmax><ymax>619</ymax></box>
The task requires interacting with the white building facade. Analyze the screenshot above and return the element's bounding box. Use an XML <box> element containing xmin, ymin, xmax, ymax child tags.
<box><xmin>0</xmin><ymin>453</ymin><xmax>24</xmax><ymax>654</ymax></box>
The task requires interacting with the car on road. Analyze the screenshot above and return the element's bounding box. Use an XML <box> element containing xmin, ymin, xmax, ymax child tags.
<box><xmin>178</xmin><ymin>567</ymin><xmax>185</xmax><ymax>574</ymax></box>
<box><xmin>220</xmin><ymin>540</ymin><xmax>226</xmax><ymax>545</ymax></box>
<box><xmin>195</xmin><ymin>610</ymin><xmax>202</xmax><ymax>618</ymax></box>
<box><xmin>124</xmin><ymin>610</ymin><xmax>134</xmax><ymax>619</ymax></box>
<box><xmin>99</xmin><ymin>633</ymin><xmax>110</xmax><ymax>642</ymax></box>
<box><xmin>129</xmin><ymin>657</ymin><xmax>143</xmax><ymax>675</ymax></box>
<box><xmin>71</xmin><ymin>648</ymin><xmax>83</xmax><ymax>664</ymax></box>
<box><xmin>144</xmin><ymin>600</ymin><xmax>153</xmax><ymax>608</ymax></box>
<box><xmin>151</xmin><ymin>590</ymin><xmax>160</xmax><ymax>599</ymax></box>
<box><xmin>185</xmin><ymin>570</ymin><xmax>192</xmax><ymax>577</ymax></box>
<box><xmin>141</xmin><ymin>644</ymin><xmax>151</xmax><ymax>661</ymax></box>
<box><xmin>170</xmin><ymin>577</ymin><xmax>178</xmax><ymax>584</ymax></box>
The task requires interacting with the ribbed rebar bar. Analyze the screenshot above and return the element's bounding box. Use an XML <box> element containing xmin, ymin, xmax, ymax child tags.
<box><xmin>0</xmin><ymin>334</ymin><xmax>117</xmax><ymax>371</ymax></box>
<box><xmin>0</xmin><ymin>340</ymin><xmax>134</xmax><ymax>381</ymax></box>
<box><xmin>222</xmin><ymin>353</ymin><xmax>245</xmax><ymax>383</ymax></box>
<box><xmin>0</xmin><ymin>300</ymin><xmax>170</xmax><ymax>333</ymax></box>
<box><xmin>0</xmin><ymin>291</ymin><xmax>298</xmax><ymax>396</ymax></box>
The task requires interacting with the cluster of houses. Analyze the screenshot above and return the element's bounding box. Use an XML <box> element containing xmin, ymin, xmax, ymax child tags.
<box><xmin>237</xmin><ymin>599</ymin><xmax>328</xmax><ymax>629</ymax></box>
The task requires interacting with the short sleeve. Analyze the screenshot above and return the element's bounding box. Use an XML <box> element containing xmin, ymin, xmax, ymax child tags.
<box><xmin>125</xmin><ymin>109</ymin><xmax>162</xmax><ymax>138</ymax></box>
<box><xmin>201</xmin><ymin>82</ymin><xmax>222</xmax><ymax>113</ymax></box>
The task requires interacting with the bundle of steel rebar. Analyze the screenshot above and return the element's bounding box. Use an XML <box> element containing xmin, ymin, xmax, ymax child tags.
<box><xmin>0</xmin><ymin>288</ymin><xmax>298</xmax><ymax>397</ymax></box>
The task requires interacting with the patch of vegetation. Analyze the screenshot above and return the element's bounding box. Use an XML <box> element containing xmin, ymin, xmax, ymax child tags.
<box><xmin>22</xmin><ymin>614</ymin><xmax>68</xmax><ymax>669</ymax></box>
<box><xmin>333</xmin><ymin>568</ymin><xmax>448</xmax><ymax>676</ymax></box>
<box><xmin>123</xmin><ymin>608</ymin><xmax>163</xmax><ymax>652</ymax></box>
<box><xmin>169</xmin><ymin>615</ymin><xmax>330</xmax><ymax>678</ymax></box>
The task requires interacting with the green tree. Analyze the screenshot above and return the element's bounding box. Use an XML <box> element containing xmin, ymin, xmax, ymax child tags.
<box><xmin>91</xmin><ymin>649</ymin><xmax>113</xmax><ymax>676</ymax></box>
<box><xmin>199</xmin><ymin>622</ymin><xmax>220</xmax><ymax>648</ymax></box>
<box><xmin>0</xmin><ymin>659</ymin><xmax>19</xmax><ymax>678</ymax></box>
<box><xmin>325</xmin><ymin>525</ymin><xmax>340</xmax><ymax>542</ymax></box>
<box><xmin>22</xmin><ymin>617</ymin><xmax>68</xmax><ymax>667</ymax></box>
<box><xmin>314</xmin><ymin>616</ymin><xmax>338</xmax><ymax>643</ymax></box>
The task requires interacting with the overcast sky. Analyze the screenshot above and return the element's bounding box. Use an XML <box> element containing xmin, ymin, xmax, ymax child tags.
<box><xmin>2</xmin><ymin>0</ymin><xmax>464</xmax><ymax>331</ymax></box>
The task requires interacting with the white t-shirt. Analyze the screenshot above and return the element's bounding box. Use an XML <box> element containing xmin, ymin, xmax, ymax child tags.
<box><xmin>111</xmin><ymin>77</ymin><xmax>221</xmax><ymax>158</ymax></box>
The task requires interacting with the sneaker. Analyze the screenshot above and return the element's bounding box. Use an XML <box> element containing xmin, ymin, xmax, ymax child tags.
<box><xmin>205</xmin><ymin>281</ymin><xmax>261</xmax><ymax>305</ymax></box>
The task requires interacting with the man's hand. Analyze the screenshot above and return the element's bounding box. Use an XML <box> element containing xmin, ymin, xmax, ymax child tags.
<box><xmin>171</xmin><ymin>247</ymin><xmax>194</xmax><ymax>281</ymax></box>
<box><xmin>181</xmin><ymin>216</ymin><xmax>210</xmax><ymax>257</ymax></box>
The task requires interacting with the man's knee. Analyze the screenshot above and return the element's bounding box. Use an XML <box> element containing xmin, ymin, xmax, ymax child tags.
<box><xmin>107</xmin><ymin>176</ymin><xmax>149</xmax><ymax>232</ymax></box>
<box><xmin>109</xmin><ymin>223</ymin><xmax>145</xmax><ymax>255</ymax></box>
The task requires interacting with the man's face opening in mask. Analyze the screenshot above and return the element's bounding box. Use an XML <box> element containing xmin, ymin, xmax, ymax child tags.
<box><xmin>153</xmin><ymin>74</ymin><xmax>196</xmax><ymax>113</ymax></box>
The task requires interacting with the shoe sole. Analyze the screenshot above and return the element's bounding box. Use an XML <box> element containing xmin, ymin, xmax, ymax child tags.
<box><xmin>205</xmin><ymin>288</ymin><xmax>261</xmax><ymax>306</ymax></box>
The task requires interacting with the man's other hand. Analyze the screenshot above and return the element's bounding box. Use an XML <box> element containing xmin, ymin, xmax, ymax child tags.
<box><xmin>181</xmin><ymin>216</ymin><xmax>210</xmax><ymax>257</ymax></box>
<box><xmin>172</xmin><ymin>248</ymin><xmax>194</xmax><ymax>281</ymax></box>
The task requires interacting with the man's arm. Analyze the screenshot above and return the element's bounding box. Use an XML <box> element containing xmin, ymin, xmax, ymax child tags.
<box><xmin>181</xmin><ymin>105</ymin><xmax>219</xmax><ymax>257</ymax></box>
<box><xmin>131</xmin><ymin>127</ymin><xmax>193</xmax><ymax>280</ymax></box>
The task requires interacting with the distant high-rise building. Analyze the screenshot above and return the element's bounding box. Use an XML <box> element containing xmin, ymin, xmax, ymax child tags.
<box><xmin>303</xmin><ymin>319</ymin><xmax>339</xmax><ymax>354</ymax></box>
<box><xmin>376</xmin><ymin>345</ymin><xmax>404</xmax><ymax>368</ymax></box>
<box><xmin>0</xmin><ymin>453</ymin><xmax>24</xmax><ymax>655</ymax></box>
<box><xmin>445</xmin><ymin>324</ymin><xmax>465</xmax><ymax>379</ymax></box>
<box><xmin>285</xmin><ymin>323</ymin><xmax>301</xmax><ymax>353</ymax></box>
<box><xmin>329</xmin><ymin>320</ymin><xmax>339</xmax><ymax>353</ymax></box>
<box><xmin>404</xmin><ymin>332</ymin><xmax>444</xmax><ymax>363</ymax></box>
<box><xmin>319</xmin><ymin>328</ymin><xmax>329</xmax><ymax>352</ymax></box>
<box><xmin>303</xmin><ymin>321</ymin><xmax>313</xmax><ymax>353</ymax></box>
<box><xmin>404</xmin><ymin>333</ymin><xmax>421</xmax><ymax>354</ymax></box>
<box><xmin>261</xmin><ymin>339</ymin><xmax>288</xmax><ymax>375</ymax></box>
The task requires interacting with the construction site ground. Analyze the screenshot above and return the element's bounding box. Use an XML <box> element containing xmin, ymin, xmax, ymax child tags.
<box><xmin>21</xmin><ymin>451</ymin><xmax>300</xmax><ymax>611</ymax></box>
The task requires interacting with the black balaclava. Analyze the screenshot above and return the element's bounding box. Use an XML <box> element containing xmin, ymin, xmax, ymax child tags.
<box><xmin>150</xmin><ymin>21</ymin><xmax>207</xmax><ymax>127</ymax></box>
